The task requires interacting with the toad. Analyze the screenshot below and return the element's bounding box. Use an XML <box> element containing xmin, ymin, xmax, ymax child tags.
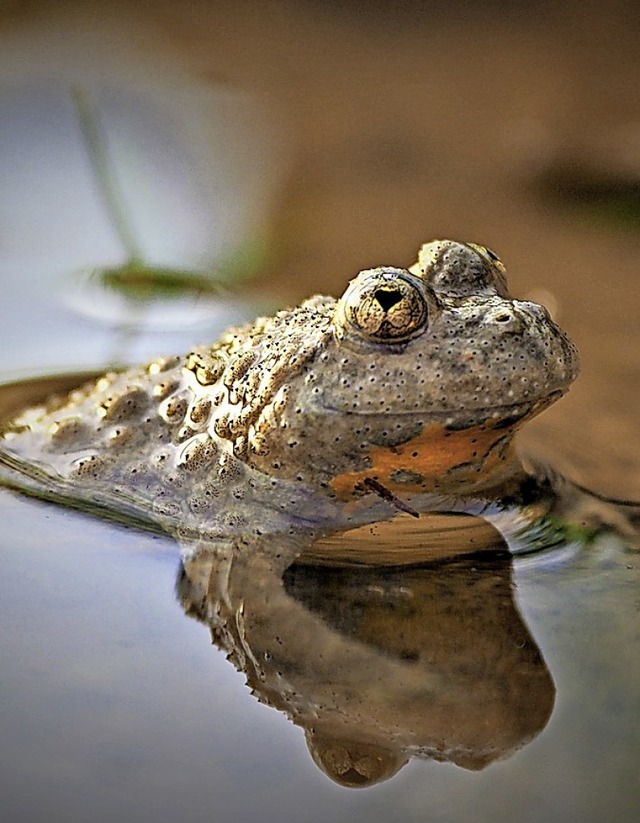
<box><xmin>0</xmin><ymin>241</ymin><xmax>579</xmax><ymax>542</ymax></box>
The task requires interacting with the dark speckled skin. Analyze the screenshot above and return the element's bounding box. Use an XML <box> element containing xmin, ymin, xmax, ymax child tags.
<box><xmin>0</xmin><ymin>241</ymin><xmax>579</xmax><ymax>540</ymax></box>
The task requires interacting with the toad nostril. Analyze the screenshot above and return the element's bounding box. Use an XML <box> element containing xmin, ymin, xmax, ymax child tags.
<box><xmin>374</xmin><ymin>288</ymin><xmax>403</xmax><ymax>312</ymax></box>
<box><xmin>492</xmin><ymin>308</ymin><xmax>524</xmax><ymax>334</ymax></box>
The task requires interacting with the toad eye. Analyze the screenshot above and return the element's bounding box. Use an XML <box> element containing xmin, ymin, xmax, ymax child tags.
<box><xmin>337</xmin><ymin>268</ymin><xmax>429</xmax><ymax>344</ymax></box>
<box><xmin>467</xmin><ymin>242</ymin><xmax>506</xmax><ymax>272</ymax></box>
<box><xmin>411</xmin><ymin>240</ymin><xmax>510</xmax><ymax>299</ymax></box>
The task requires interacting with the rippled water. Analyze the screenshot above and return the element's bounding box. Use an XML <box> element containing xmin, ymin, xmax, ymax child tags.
<box><xmin>1</xmin><ymin>3</ymin><xmax>639</xmax><ymax>822</ymax></box>
<box><xmin>0</xmin><ymin>496</ymin><xmax>637</xmax><ymax>823</ymax></box>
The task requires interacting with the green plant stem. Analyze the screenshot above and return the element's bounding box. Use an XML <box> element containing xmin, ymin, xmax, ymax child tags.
<box><xmin>70</xmin><ymin>87</ymin><xmax>143</xmax><ymax>262</ymax></box>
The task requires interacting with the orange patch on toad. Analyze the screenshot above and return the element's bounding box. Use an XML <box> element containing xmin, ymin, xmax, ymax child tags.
<box><xmin>329</xmin><ymin>422</ymin><xmax>518</xmax><ymax>499</ymax></box>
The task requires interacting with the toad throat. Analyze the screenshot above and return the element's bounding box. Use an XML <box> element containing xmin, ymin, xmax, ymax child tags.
<box><xmin>329</xmin><ymin>421</ymin><xmax>523</xmax><ymax>500</ymax></box>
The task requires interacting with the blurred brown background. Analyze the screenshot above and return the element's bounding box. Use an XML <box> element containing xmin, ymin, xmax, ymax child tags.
<box><xmin>1</xmin><ymin>0</ymin><xmax>639</xmax><ymax>495</ymax></box>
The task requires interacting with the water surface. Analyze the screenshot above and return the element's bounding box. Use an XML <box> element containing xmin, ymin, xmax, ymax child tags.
<box><xmin>1</xmin><ymin>470</ymin><xmax>638</xmax><ymax>823</ymax></box>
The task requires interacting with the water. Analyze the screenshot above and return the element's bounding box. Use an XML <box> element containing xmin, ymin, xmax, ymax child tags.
<box><xmin>1</xmin><ymin>2</ymin><xmax>639</xmax><ymax>821</ymax></box>
<box><xmin>1</xmin><ymin>474</ymin><xmax>638</xmax><ymax>823</ymax></box>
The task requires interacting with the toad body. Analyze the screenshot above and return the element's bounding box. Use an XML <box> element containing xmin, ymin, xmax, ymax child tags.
<box><xmin>0</xmin><ymin>241</ymin><xmax>579</xmax><ymax>539</ymax></box>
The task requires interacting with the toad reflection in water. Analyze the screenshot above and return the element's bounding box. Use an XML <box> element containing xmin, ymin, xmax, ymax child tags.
<box><xmin>177</xmin><ymin>529</ymin><xmax>555</xmax><ymax>787</ymax></box>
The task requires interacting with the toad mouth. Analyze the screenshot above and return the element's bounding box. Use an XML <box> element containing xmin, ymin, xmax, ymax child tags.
<box><xmin>319</xmin><ymin>394</ymin><xmax>561</xmax><ymax>425</ymax></box>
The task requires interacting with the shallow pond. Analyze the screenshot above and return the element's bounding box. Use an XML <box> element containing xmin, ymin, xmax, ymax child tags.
<box><xmin>1</xmin><ymin>434</ymin><xmax>638</xmax><ymax>823</ymax></box>
<box><xmin>1</xmin><ymin>3</ymin><xmax>640</xmax><ymax>822</ymax></box>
